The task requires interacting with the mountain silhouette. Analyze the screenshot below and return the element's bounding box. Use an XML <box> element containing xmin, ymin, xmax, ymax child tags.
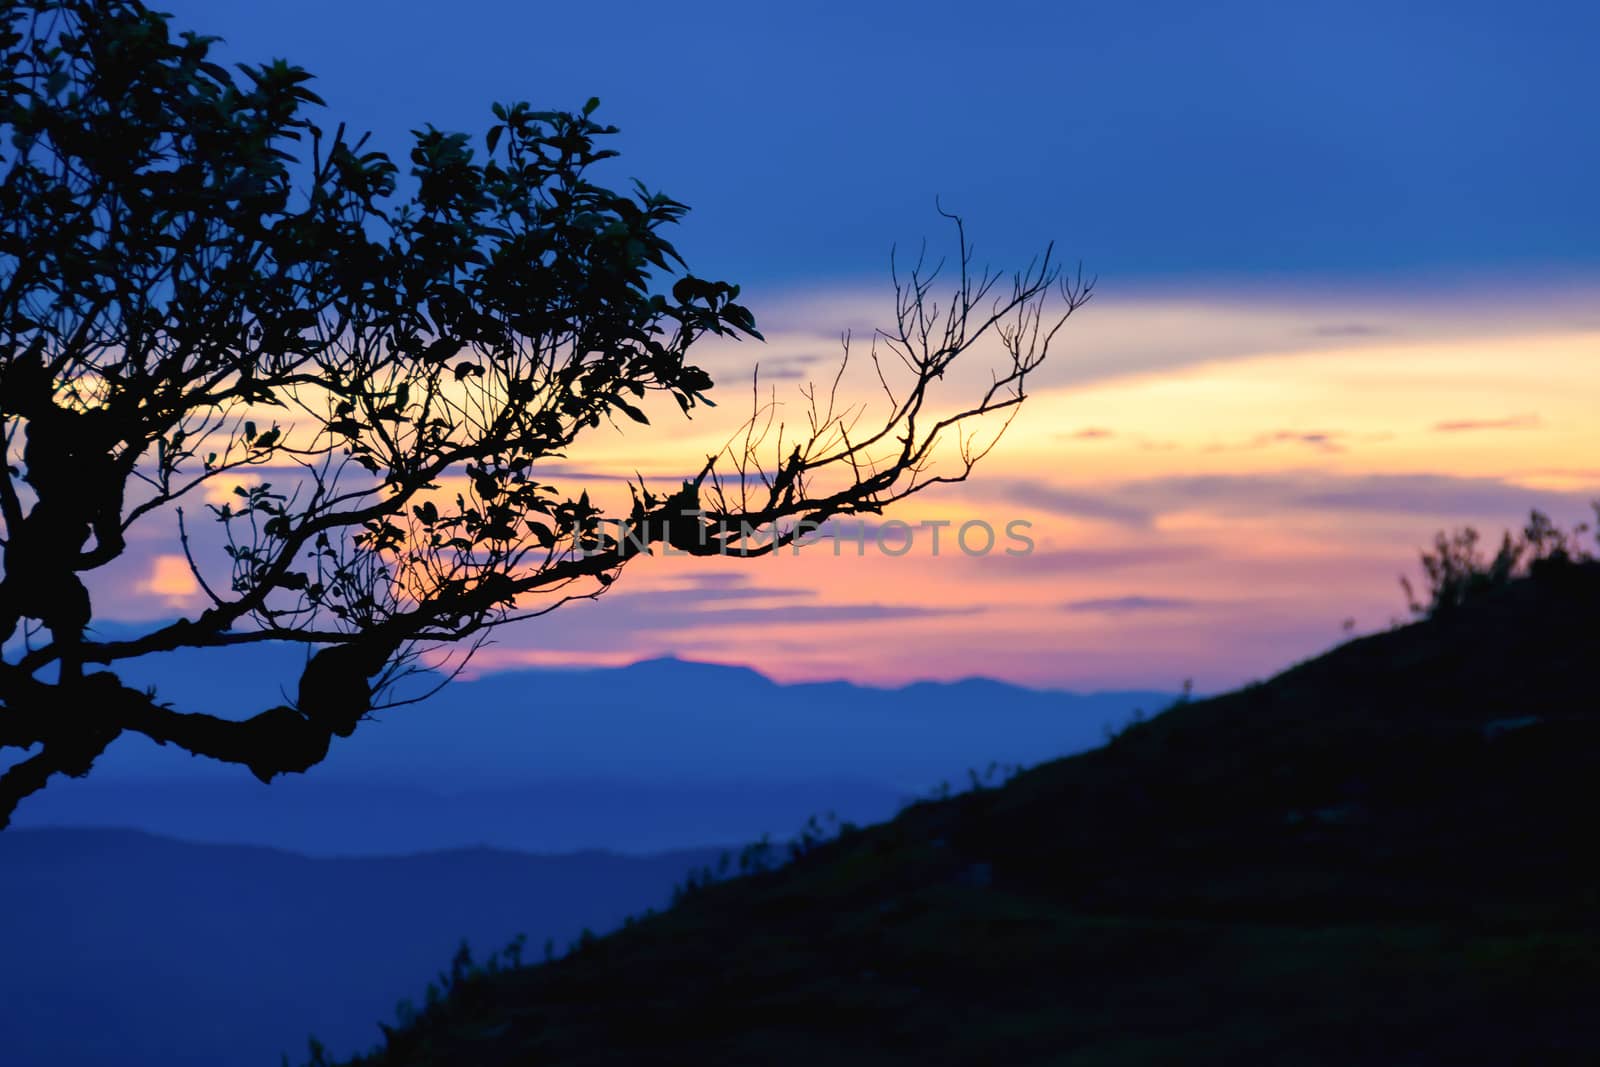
<box><xmin>15</xmin><ymin>655</ymin><xmax>1165</xmax><ymax>855</ymax></box>
<box><xmin>0</xmin><ymin>829</ymin><xmax>722</xmax><ymax>1067</ymax></box>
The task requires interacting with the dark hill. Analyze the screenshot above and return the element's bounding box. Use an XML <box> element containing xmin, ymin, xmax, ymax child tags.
<box><xmin>334</xmin><ymin>564</ymin><xmax>1600</xmax><ymax>1066</ymax></box>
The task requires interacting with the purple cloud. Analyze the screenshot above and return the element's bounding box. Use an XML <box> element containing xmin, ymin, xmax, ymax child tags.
<box><xmin>985</xmin><ymin>480</ymin><xmax>1152</xmax><ymax>527</ymax></box>
<box><xmin>1121</xmin><ymin>471</ymin><xmax>1596</xmax><ymax>520</ymax></box>
<box><xmin>981</xmin><ymin>544</ymin><xmax>1215</xmax><ymax>575</ymax></box>
<box><xmin>1310</xmin><ymin>323</ymin><xmax>1389</xmax><ymax>337</ymax></box>
<box><xmin>1061</xmin><ymin>595</ymin><xmax>1195</xmax><ymax>613</ymax></box>
<box><xmin>1250</xmin><ymin>430</ymin><xmax>1347</xmax><ymax>453</ymax></box>
<box><xmin>508</xmin><ymin>585</ymin><xmax>981</xmax><ymax>654</ymax></box>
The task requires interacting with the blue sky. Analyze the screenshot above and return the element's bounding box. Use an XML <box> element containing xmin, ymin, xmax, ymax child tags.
<box><xmin>157</xmin><ymin>0</ymin><xmax>1600</xmax><ymax>290</ymax></box>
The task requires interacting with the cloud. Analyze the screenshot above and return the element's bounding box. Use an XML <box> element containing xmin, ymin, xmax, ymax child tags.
<box><xmin>987</xmin><ymin>544</ymin><xmax>1215</xmax><ymax>575</ymax></box>
<box><xmin>1117</xmin><ymin>471</ymin><xmax>1598</xmax><ymax>520</ymax></box>
<box><xmin>763</xmin><ymin>352</ymin><xmax>826</xmax><ymax>367</ymax></box>
<box><xmin>737</xmin><ymin>283</ymin><xmax>1600</xmax><ymax>392</ymax></box>
<box><xmin>1254</xmin><ymin>431</ymin><xmax>1344</xmax><ymax>454</ymax></box>
<box><xmin>1528</xmin><ymin>467</ymin><xmax>1600</xmax><ymax>482</ymax></box>
<box><xmin>971</xmin><ymin>471</ymin><xmax>1599</xmax><ymax>532</ymax></box>
<box><xmin>650</xmin><ymin>577</ymin><xmax>816</xmax><ymax>603</ymax></box>
<box><xmin>1061</xmin><ymin>595</ymin><xmax>1195</xmax><ymax>613</ymax></box>
<box><xmin>1432</xmin><ymin>414</ymin><xmax>1541</xmax><ymax>433</ymax></box>
<box><xmin>1286</xmin><ymin>474</ymin><xmax>1574</xmax><ymax>516</ymax></box>
<box><xmin>509</xmin><ymin>585</ymin><xmax>978</xmax><ymax>654</ymax></box>
<box><xmin>983</xmin><ymin>479</ymin><xmax>1152</xmax><ymax>527</ymax></box>
<box><xmin>1199</xmin><ymin>428</ymin><xmax>1402</xmax><ymax>456</ymax></box>
<box><xmin>1061</xmin><ymin>427</ymin><xmax>1116</xmax><ymax>440</ymax></box>
<box><xmin>673</xmin><ymin>571</ymin><xmax>750</xmax><ymax>587</ymax></box>
<box><xmin>740</xmin><ymin>352</ymin><xmax>829</xmax><ymax>381</ymax></box>
<box><xmin>701</xmin><ymin>603</ymin><xmax>978</xmax><ymax>625</ymax></box>
<box><xmin>1243</xmin><ymin>430</ymin><xmax>1348</xmax><ymax>454</ymax></box>
<box><xmin>532</xmin><ymin>465</ymin><xmax>701</xmax><ymax>485</ymax></box>
<box><xmin>1309</xmin><ymin>323</ymin><xmax>1389</xmax><ymax>337</ymax></box>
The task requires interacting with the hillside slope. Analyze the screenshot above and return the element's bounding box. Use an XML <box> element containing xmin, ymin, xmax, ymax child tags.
<box><xmin>335</xmin><ymin>564</ymin><xmax>1600</xmax><ymax>1066</ymax></box>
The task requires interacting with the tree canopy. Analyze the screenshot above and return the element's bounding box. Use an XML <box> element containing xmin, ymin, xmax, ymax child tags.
<box><xmin>0</xmin><ymin>0</ymin><xmax>1089</xmax><ymax>825</ymax></box>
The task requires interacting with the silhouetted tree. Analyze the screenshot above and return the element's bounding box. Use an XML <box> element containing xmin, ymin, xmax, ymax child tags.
<box><xmin>1400</xmin><ymin>507</ymin><xmax>1597</xmax><ymax>618</ymax></box>
<box><xmin>0</xmin><ymin>0</ymin><xmax>1089</xmax><ymax>824</ymax></box>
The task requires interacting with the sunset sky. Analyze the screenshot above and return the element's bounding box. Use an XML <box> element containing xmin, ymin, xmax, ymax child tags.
<box><xmin>111</xmin><ymin>0</ymin><xmax>1600</xmax><ymax>692</ymax></box>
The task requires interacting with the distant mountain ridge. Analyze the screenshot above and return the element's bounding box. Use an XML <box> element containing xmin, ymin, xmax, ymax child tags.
<box><xmin>12</xmin><ymin>778</ymin><xmax>913</xmax><ymax>856</ymax></box>
<box><xmin>0</xmin><ymin>828</ymin><xmax>722</xmax><ymax>1067</ymax></box>
<box><xmin>14</xmin><ymin>651</ymin><xmax>1168</xmax><ymax>854</ymax></box>
<box><xmin>81</xmin><ymin>647</ymin><xmax>1170</xmax><ymax>789</ymax></box>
